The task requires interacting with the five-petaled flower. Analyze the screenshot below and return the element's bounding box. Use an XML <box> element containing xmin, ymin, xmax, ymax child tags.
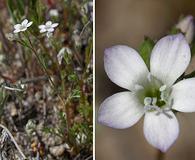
<box><xmin>98</xmin><ymin>34</ymin><xmax>195</xmax><ymax>152</ymax></box>
<box><xmin>13</xmin><ymin>19</ymin><xmax>33</xmax><ymax>33</ymax></box>
<box><xmin>38</xmin><ymin>21</ymin><xmax>59</xmax><ymax>37</ymax></box>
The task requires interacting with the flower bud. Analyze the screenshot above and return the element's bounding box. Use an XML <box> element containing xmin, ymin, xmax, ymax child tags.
<box><xmin>176</xmin><ymin>15</ymin><xmax>194</xmax><ymax>43</ymax></box>
<box><xmin>25</xmin><ymin>119</ymin><xmax>36</xmax><ymax>136</ymax></box>
<box><xmin>5</xmin><ymin>33</ymin><xmax>15</xmax><ymax>41</ymax></box>
<box><xmin>57</xmin><ymin>47</ymin><xmax>72</xmax><ymax>65</ymax></box>
<box><xmin>49</xmin><ymin>9</ymin><xmax>59</xmax><ymax>17</ymax></box>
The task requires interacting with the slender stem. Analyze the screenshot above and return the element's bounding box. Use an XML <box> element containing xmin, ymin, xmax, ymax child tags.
<box><xmin>24</xmin><ymin>33</ymin><xmax>71</xmax><ymax>131</ymax></box>
<box><xmin>80</xmin><ymin>20</ymin><xmax>91</xmax><ymax>37</ymax></box>
<box><xmin>26</xmin><ymin>36</ymin><xmax>54</xmax><ymax>86</ymax></box>
<box><xmin>156</xmin><ymin>150</ymin><xmax>165</xmax><ymax>160</ymax></box>
<box><xmin>48</xmin><ymin>37</ymin><xmax>72</xmax><ymax>132</ymax></box>
<box><xmin>20</xmin><ymin>75</ymin><xmax>48</xmax><ymax>84</ymax></box>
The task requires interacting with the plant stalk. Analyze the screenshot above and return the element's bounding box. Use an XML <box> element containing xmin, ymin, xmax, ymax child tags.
<box><xmin>156</xmin><ymin>150</ymin><xmax>165</xmax><ymax>160</ymax></box>
<box><xmin>24</xmin><ymin>34</ymin><xmax>71</xmax><ymax>132</ymax></box>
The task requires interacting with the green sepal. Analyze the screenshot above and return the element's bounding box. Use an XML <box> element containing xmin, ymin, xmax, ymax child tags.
<box><xmin>138</xmin><ymin>37</ymin><xmax>155</xmax><ymax>68</ymax></box>
<box><xmin>169</xmin><ymin>27</ymin><xmax>181</xmax><ymax>35</ymax></box>
<box><xmin>190</xmin><ymin>41</ymin><xmax>195</xmax><ymax>56</ymax></box>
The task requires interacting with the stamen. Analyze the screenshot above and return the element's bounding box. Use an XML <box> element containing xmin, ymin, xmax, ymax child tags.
<box><xmin>147</xmin><ymin>73</ymin><xmax>152</xmax><ymax>82</ymax></box>
<box><xmin>144</xmin><ymin>105</ymin><xmax>161</xmax><ymax>112</ymax></box>
<box><xmin>142</xmin><ymin>75</ymin><xmax>172</xmax><ymax>119</ymax></box>
<box><xmin>152</xmin><ymin>97</ymin><xmax>157</xmax><ymax>105</ymax></box>
<box><xmin>152</xmin><ymin>105</ymin><xmax>161</xmax><ymax>112</ymax></box>
<box><xmin>160</xmin><ymin>92</ymin><xmax>166</xmax><ymax>101</ymax></box>
<box><xmin>144</xmin><ymin>97</ymin><xmax>152</xmax><ymax>106</ymax></box>
<box><xmin>144</xmin><ymin>96</ymin><xmax>173</xmax><ymax>119</ymax></box>
<box><xmin>159</xmin><ymin>85</ymin><xmax>168</xmax><ymax>102</ymax></box>
<box><xmin>144</xmin><ymin>105</ymin><xmax>152</xmax><ymax>111</ymax></box>
<box><xmin>159</xmin><ymin>85</ymin><xmax>166</xmax><ymax>92</ymax></box>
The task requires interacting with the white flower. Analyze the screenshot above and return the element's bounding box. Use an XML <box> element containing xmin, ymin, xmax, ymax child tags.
<box><xmin>38</xmin><ymin>21</ymin><xmax>59</xmax><ymax>35</ymax></box>
<box><xmin>49</xmin><ymin>9</ymin><xmax>59</xmax><ymax>17</ymax></box>
<box><xmin>176</xmin><ymin>15</ymin><xmax>194</xmax><ymax>43</ymax></box>
<box><xmin>76</xmin><ymin>133</ymin><xmax>87</xmax><ymax>145</ymax></box>
<box><xmin>13</xmin><ymin>19</ymin><xmax>33</xmax><ymax>33</ymax></box>
<box><xmin>98</xmin><ymin>34</ymin><xmax>195</xmax><ymax>152</ymax></box>
<box><xmin>57</xmin><ymin>47</ymin><xmax>72</xmax><ymax>65</ymax></box>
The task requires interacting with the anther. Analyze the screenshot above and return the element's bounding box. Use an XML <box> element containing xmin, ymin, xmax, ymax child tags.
<box><xmin>144</xmin><ymin>97</ymin><xmax>152</xmax><ymax>106</ymax></box>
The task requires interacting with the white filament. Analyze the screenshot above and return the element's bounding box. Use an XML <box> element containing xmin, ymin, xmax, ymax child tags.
<box><xmin>144</xmin><ymin>96</ymin><xmax>172</xmax><ymax>118</ymax></box>
<box><xmin>159</xmin><ymin>85</ymin><xmax>167</xmax><ymax>92</ymax></box>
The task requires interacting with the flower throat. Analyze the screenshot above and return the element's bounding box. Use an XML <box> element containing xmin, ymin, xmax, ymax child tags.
<box><xmin>135</xmin><ymin>74</ymin><xmax>172</xmax><ymax>118</ymax></box>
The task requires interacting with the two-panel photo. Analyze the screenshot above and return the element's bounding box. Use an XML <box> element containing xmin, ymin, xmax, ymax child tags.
<box><xmin>0</xmin><ymin>0</ymin><xmax>194</xmax><ymax>159</ymax></box>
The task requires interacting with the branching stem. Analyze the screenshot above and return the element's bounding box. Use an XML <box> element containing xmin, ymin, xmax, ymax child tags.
<box><xmin>24</xmin><ymin>33</ymin><xmax>71</xmax><ymax>132</ymax></box>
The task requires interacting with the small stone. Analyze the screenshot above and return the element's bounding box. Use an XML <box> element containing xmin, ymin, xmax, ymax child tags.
<box><xmin>49</xmin><ymin>145</ymin><xmax>65</xmax><ymax>157</ymax></box>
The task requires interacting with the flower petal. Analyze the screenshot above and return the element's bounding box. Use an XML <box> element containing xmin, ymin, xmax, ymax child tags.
<box><xmin>171</xmin><ymin>78</ymin><xmax>195</xmax><ymax>112</ymax></box>
<box><xmin>98</xmin><ymin>92</ymin><xmax>144</xmax><ymax>129</ymax></box>
<box><xmin>13</xmin><ymin>29</ymin><xmax>20</xmax><ymax>33</ymax></box>
<box><xmin>26</xmin><ymin>21</ymin><xmax>33</xmax><ymax>27</ymax></box>
<box><xmin>47</xmin><ymin>28</ymin><xmax>54</xmax><ymax>32</ymax></box>
<box><xmin>51</xmin><ymin>23</ymin><xmax>59</xmax><ymax>28</ymax></box>
<box><xmin>143</xmin><ymin>111</ymin><xmax>179</xmax><ymax>152</ymax></box>
<box><xmin>104</xmin><ymin>45</ymin><xmax>149</xmax><ymax>90</ymax></box>
<box><xmin>39</xmin><ymin>25</ymin><xmax>45</xmax><ymax>29</ymax></box>
<box><xmin>20</xmin><ymin>27</ymin><xmax>27</xmax><ymax>32</ymax></box>
<box><xmin>14</xmin><ymin>24</ymin><xmax>21</xmax><ymax>30</ymax></box>
<box><xmin>40</xmin><ymin>29</ymin><xmax>46</xmax><ymax>33</ymax></box>
<box><xmin>46</xmin><ymin>21</ymin><xmax>52</xmax><ymax>26</ymax></box>
<box><xmin>22</xmin><ymin>19</ymin><xmax>28</xmax><ymax>26</ymax></box>
<box><xmin>150</xmin><ymin>34</ymin><xmax>191</xmax><ymax>87</ymax></box>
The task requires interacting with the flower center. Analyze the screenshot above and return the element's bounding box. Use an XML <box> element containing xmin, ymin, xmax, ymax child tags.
<box><xmin>134</xmin><ymin>74</ymin><xmax>172</xmax><ymax>118</ymax></box>
<box><xmin>20</xmin><ymin>25</ymin><xmax>26</xmax><ymax>30</ymax></box>
<box><xmin>45</xmin><ymin>25</ymin><xmax>52</xmax><ymax>30</ymax></box>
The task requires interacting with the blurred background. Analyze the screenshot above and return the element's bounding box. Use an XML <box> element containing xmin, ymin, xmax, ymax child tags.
<box><xmin>96</xmin><ymin>0</ymin><xmax>195</xmax><ymax>160</ymax></box>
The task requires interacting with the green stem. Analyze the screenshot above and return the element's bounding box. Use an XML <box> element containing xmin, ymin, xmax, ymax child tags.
<box><xmin>23</xmin><ymin>33</ymin><xmax>71</xmax><ymax>132</ymax></box>
<box><xmin>156</xmin><ymin>150</ymin><xmax>165</xmax><ymax>160</ymax></box>
<box><xmin>29</xmin><ymin>32</ymin><xmax>56</xmax><ymax>67</ymax></box>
